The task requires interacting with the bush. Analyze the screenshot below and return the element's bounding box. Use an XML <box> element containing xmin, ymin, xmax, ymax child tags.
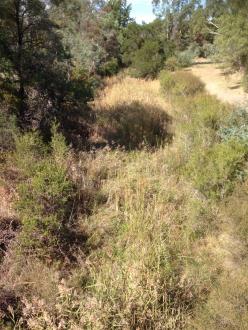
<box><xmin>218</xmin><ymin>108</ymin><xmax>248</xmax><ymax>145</ymax></box>
<box><xmin>0</xmin><ymin>112</ymin><xmax>17</xmax><ymax>156</ymax></box>
<box><xmin>165</xmin><ymin>56</ymin><xmax>179</xmax><ymax>71</ymax></box>
<box><xmin>176</xmin><ymin>49</ymin><xmax>194</xmax><ymax>68</ymax></box>
<box><xmin>131</xmin><ymin>40</ymin><xmax>164</xmax><ymax>78</ymax></box>
<box><xmin>12</xmin><ymin>132</ymin><xmax>47</xmax><ymax>177</ymax></box>
<box><xmin>14</xmin><ymin>128</ymin><xmax>76</xmax><ymax>256</ymax></box>
<box><xmin>99</xmin><ymin>58</ymin><xmax>119</xmax><ymax>77</ymax></box>
<box><xmin>160</xmin><ymin>70</ymin><xmax>205</xmax><ymax>97</ymax></box>
<box><xmin>178</xmin><ymin>94</ymin><xmax>229</xmax><ymax>148</ymax></box>
<box><xmin>185</xmin><ymin>140</ymin><xmax>248</xmax><ymax>199</ymax></box>
<box><xmin>201</xmin><ymin>42</ymin><xmax>216</xmax><ymax>58</ymax></box>
<box><xmin>165</xmin><ymin>49</ymin><xmax>195</xmax><ymax>72</ymax></box>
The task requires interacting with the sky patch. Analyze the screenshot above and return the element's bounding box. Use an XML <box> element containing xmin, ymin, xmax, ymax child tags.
<box><xmin>129</xmin><ymin>0</ymin><xmax>156</xmax><ymax>24</ymax></box>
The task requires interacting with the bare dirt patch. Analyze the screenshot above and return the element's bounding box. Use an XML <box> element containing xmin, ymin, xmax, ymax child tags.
<box><xmin>190</xmin><ymin>58</ymin><xmax>248</xmax><ymax>106</ymax></box>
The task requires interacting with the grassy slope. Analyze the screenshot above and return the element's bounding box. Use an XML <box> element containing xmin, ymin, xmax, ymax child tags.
<box><xmin>1</xmin><ymin>74</ymin><xmax>248</xmax><ymax>329</ymax></box>
<box><xmin>70</xmin><ymin>75</ymin><xmax>248</xmax><ymax>329</ymax></box>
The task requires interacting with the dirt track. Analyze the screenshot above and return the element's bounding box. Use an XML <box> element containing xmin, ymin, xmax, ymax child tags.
<box><xmin>190</xmin><ymin>59</ymin><xmax>248</xmax><ymax>107</ymax></box>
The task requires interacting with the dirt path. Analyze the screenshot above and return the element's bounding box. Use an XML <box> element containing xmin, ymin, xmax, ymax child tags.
<box><xmin>190</xmin><ymin>59</ymin><xmax>248</xmax><ymax>107</ymax></box>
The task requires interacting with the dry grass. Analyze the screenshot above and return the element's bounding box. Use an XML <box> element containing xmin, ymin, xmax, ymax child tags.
<box><xmin>90</xmin><ymin>76</ymin><xmax>173</xmax><ymax>149</ymax></box>
<box><xmin>1</xmin><ymin>74</ymin><xmax>248</xmax><ymax>329</ymax></box>
<box><xmin>94</xmin><ymin>76</ymin><xmax>172</xmax><ymax>115</ymax></box>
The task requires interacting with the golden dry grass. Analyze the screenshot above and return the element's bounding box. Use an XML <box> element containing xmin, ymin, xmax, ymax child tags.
<box><xmin>94</xmin><ymin>76</ymin><xmax>172</xmax><ymax>115</ymax></box>
<box><xmin>91</xmin><ymin>76</ymin><xmax>173</xmax><ymax>148</ymax></box>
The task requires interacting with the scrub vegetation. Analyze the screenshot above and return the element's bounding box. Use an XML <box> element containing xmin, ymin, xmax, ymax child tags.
<box><xmin>1</xmin><ymin>0</ymin><xmax>248</xmax><ymax>329</ymax></box>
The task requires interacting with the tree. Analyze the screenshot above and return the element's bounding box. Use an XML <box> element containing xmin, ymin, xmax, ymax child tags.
<box><xmin>215</xmin><ymin>11</ymin><xmax>248</xmax><ymax>71</ymax></box>
<box><xmin>152</xmin><ymin>0</ymin><xmax>202</xmax><ymax>50</ymax></box>
<box><xmin>189</xmin><ymin>7</ymin><xmax>212</xmax><ymax>45</ymax></box>
<box><xmin>0</xmin><ymin>0</ymin><xmax>67</xmax><ymax>128</ymax></box>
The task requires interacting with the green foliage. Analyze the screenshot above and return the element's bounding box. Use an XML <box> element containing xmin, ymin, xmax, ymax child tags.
<box><xmin>176</xmin><ymin>49</ymin><xmax>194</xmax><ymax>68</ymax></box>
<box><xmin>121</xmin><ymin>22</ymin><xmax>142</xmax><ymax>66</ymax></box>
<box><xmin>165</xmin><ymin>56</ymin><xmax>179</xmax><ymax>71</ymax></box>
<box><xmin>218</xmin><ymin>109</ymin><xmax>248</xmax><ymax>146</ymax></box>
<box><xmin>14</xmin><ymin>128</ymin><xmax>74</xmax><ymax>256</ymax></box>
<box><xmin>0</xmin><ymin>112</ymin><xmax>17</xmax><ymax>155</ymax></box>
<box><xmin>201</xmin><ymin>42</ymin><xmax>216</xmax><ymax>58</ymax></box>
<box><xmin>215</xmin><ymin>12</ymin><xmax>248</xmax><ymax>71</ymax></box>
<box><xmin>121</xmin><ymin>19</ymin><xmax>168</xmax><ymax>77</ymax></box>
<box><xmin>165</xmin><ymin>49</ymin><xmax>194</xmax><ymax>71</ymax></box>
<box><xmin>99</xmin><ymin>58</ymin><xmax>119</xmax><ymax>76</ymax></box>
<box><xmin>131</xmin><ymin>40</ymin><xmax>164</xmax><ymax>78</ymax></box>
<box><xmin>13</xmin><ymin>132</ymin><xmax>47</xmax><ymax>177</ymax></box>
<box><xmin>178</xmin><ymin>93</ymin><xmax>229</xmax><ymax>152</ymax></box>
<box><xmin>160</xmin><ymin>70</ymin><xmax>205</xmax><ymax>97</ymax></box>
<box><xmin>185</xmin><ymin>140</ymin><xmax>247</xmax><ymax>199</ymax></box>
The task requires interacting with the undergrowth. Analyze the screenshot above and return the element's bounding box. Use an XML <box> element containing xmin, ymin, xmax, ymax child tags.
<box><xmin>0</xmin><ymin>75</ymin><xmax>248</xmax><ymax>329</ymax></box>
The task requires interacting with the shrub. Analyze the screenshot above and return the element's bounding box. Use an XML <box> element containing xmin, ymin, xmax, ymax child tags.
<box><xmin>201</xmin><ymin>42</ymin><xmax>216</xmax><ymax>58</ymax></box>
<box><xmin>218</xmin><ymin>108</ymin><xmax>248</xmax><ymax>145</ymax></box>
<box><xmin>15</xmin><ymin>128</ymin><xmax>76</xmax><ymax>256</ymax></box>
<box><xmin>178</xmin><ymin>94</ymin><xmax>229</xmax><ymax>148</ymax></box>
<box><xmin>165</xmin><ymin>56</ymin><xmax>179</xmax><ymax>71</ymax></box>
<box><xmin>160</xmin><ymin>70</ymin><xmax>205</xmax><ymax>97</ymax></box>
<box><xmin>12</xmin><ymin>132</ymin><xmax>47</xmax><ymax>177</ymax></box>
<box><xmin>165</xmin><ymin>50</ymin><xmax>195</xmax><ymax>72</ymax></box>
<box><xmin>131</xmin><ymin>40</ymin><xmax>164</xmax><ymax>78</ymax></box>
<box><xmin>0</xmin><ymin>112</ymin><xmax>17</xmax><ymax>156</ymax></box>
<box><xmin>176</xmin><ymin>49</ymin><xmax>194</xmax><ymax>68</ymax></box>
<box><xmin>99</xmin><ymin>58</ymin><xmax>119</xmax><ymax>77</ymax></box>
<box><xmin>185</xmin><ymin>140</ymin><xmax>248</xmax><ymax>199</ymax></box>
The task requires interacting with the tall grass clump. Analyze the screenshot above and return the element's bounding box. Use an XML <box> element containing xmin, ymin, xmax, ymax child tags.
<box><xmin>92</xmin><ymin>76</ymin><xmax>173</xmax><ymax>149</ymax></box>
<box><xmin>95</xmin><ymin>101</ymin><xmax>172</xmax><ymax>149</ymax></box>
<box><xmin>185</xmin><ymin>140</ymin><xmax>247</xmax><ymax>199</ymax></box>
<box><xmin>69</xmin><ymin>149</ymin><xmax>217</xmax><ymax>329</ymax></box>
<box><xmin>0</xmin><ymin>112</ymin><xmax>18</xmax><ymax>158</ymax></box>
<box><xmin>160</xmin><ymin>70</ymin><xmax>205</xmax><ymax>97</ymax></box>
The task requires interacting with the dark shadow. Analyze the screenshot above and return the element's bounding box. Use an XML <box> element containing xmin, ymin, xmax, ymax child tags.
<box><xmin>220</xmin><ymin>70</ymin><xmax>235</xmax><ymax>76</ymax></box>
<box><xmin>92</xmin><ymin>101</ymin><xmax>173</xmax><ymax>150</ymax></box>
<box><xmin>229</xmin><ymin>84</ymin><xmax>241</xmax><ymax>90</ymax></box>
<box><xmin>0</xmin><ymin>217</ymin><xmax>20</xmax><ymax>261</ymax></box>
<box><xmin>191</xmin><ymin>60</ymin><xmax>214</xmax><ymax>66</ymax></box>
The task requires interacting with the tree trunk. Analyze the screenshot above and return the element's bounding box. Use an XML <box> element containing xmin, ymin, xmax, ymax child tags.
<box><xmin>15</xmin><ymin>0</ymin><xmax>27</xmax><ymax>127</ymax></box>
